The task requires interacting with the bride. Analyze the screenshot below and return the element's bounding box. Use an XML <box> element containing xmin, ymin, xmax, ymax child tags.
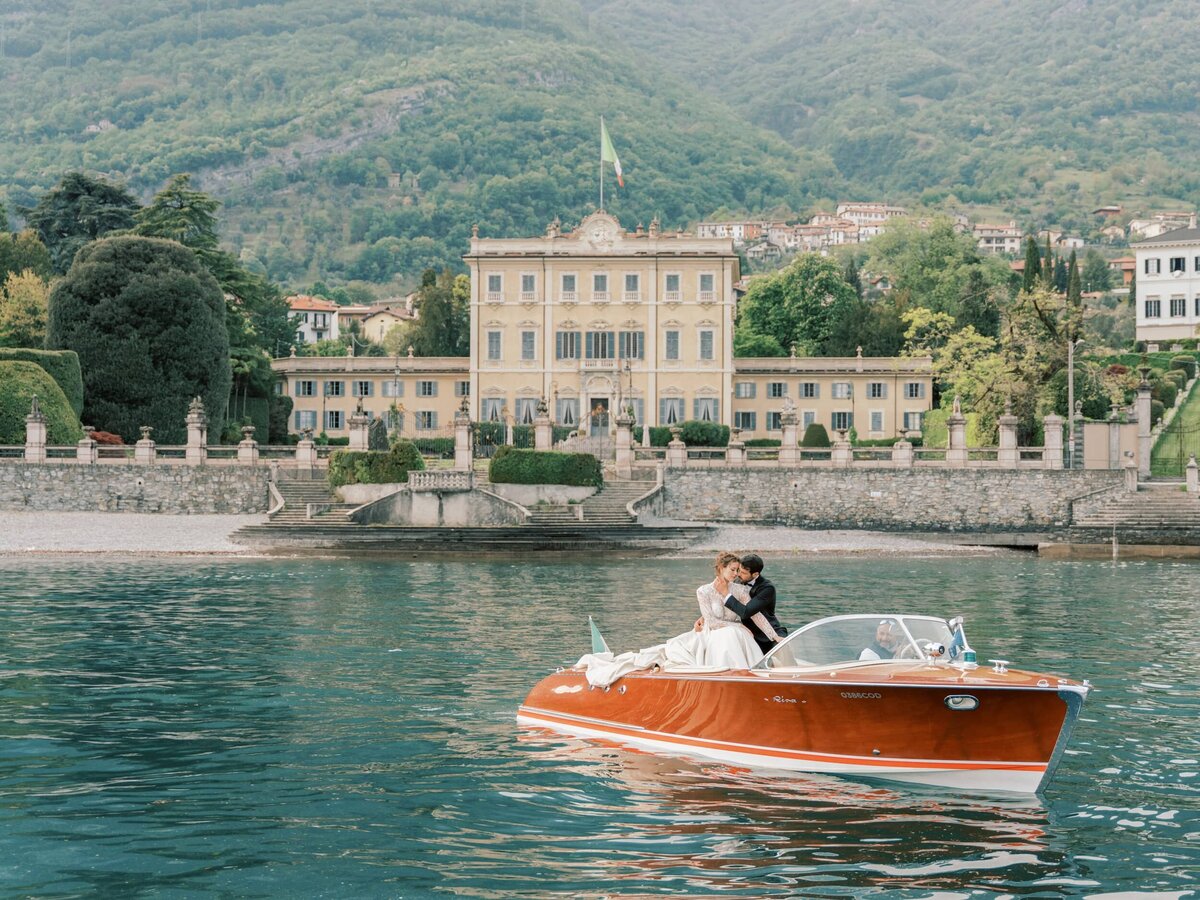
<box><xmin>672</xmin><ymin>551</ymin><xmax>777</xmax><ymax>669</ymax></box>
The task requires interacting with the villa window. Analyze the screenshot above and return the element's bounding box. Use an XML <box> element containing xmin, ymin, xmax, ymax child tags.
<box><xmin>905</xmin><ymin>382</ymin><xmax>926</xmax><ymax>400</ymax></box>
<box><xmin>698</xmin><ymin>330</ymin><xmax>714</xmax><ymax>360</ymax></box>
<box><xmin>870</xmin><ymin>410</ymin><xmax>884</xmax><ymax>432</ymax></box>
<box><xmin>352</xmin><ymin>380</ymin><xmax>373</xmax><ymax>397</ymax></box>
<box><xmin>831</xmin><ymin>382</ymin><xmax>852</xmax><ymax>399</ymax></box>
<box><xmin>487</xmin><ymin>331</ymin><xmax>502</xmax><ymax>360</ymax></box>
<box><xmin>560</xmin><ymin>273</ymin><xmax>577</xmax><ymax>301</ymax></box>
<box><xmin>1145</xmin><ymin>299</ymin><xmax>1162</xmax><ymax>318</ymax></box>
<box><xmin>455</xmin><ymin>381</ymin><xmax>470</xmax><ymax>397</ymax></box>
<box><xmin>585</xmin><ymin>331</ymin><xmax>616</xmax><ymax>359</ymax></box>
<box><xmin>659</xmin><ymin>398</ymin><xmax>684</xmax><ymax>425</ymax></box>
<box><xmin>800</xmin><ymin>382</ymin><xmax>819</xmax><ymax>399</ymax></box>
<box><xmin>868</xmin><ymin>382</ymin><xmax>886</xmax><ymax>399</ymax></box>
<box><xmin>325</xmin><ymin>410</ymin><xmax>344</xmax><ymax>430</ymax></box>
<box><xmin>417</xmin><ymin>381</ymin><xmax>437</xmax><ymax>397</ymax></box>
<box><xmin>767</xmin><ymin>411</ymin><xmax>782</xmax><ymax>431</ymax></box>
<box><xmin>1145</xmin><ymin>259</ymin><xmax>1161</xmax><ymax>275</ymax></box>
<box><xmin>416</xmin><ymin>411</ymin><xmax>437</xmax><ymax>430</ymax></box>
<box><xmin>734</xmin><ymin>411</ymin><xmax>756</xmax><ymax>431</ymax></box>
<box><xmin>734</xmin><ymin>382</ymin><xmax>756</xmax><ymax>399</ymax></box>
<box><xmin>768</xmin><ymin>382</ymin><xmax>786</xmax><ymax>399</ymax></box>
<box><xmin>903</xmin><ymin>412</ymin><xmax>923</xmax><ymax>432</ymax></box>
<box><xmin>556</xmin><ymin>398</ymin><xmax>579</xmax><ymax>426</ymax></box>
<box><xmin>664</xmin><ymin>330</ymin><xmax>680</xmax><ymax>360</ymax></box>
<box><xmin>1171</xmin><ymin>297</ymin><xmax>1186</xmax><ymax>317</ymax></box>
<box><xmin>556</xmin><ymin>331</ymin><xmax>582</xmax><ymax>360</ymax></box>
<box><xmin>515</xmin><ymin>398</ymin><xmax>538</xmax><ymax>424</ymax></box>
<box><xmin>694</xmin><ymin>398</ymin><xmax>719</xmax><ymax>422</ymax></box>
<box><xmin>521</xmin><ymin>330</ymin><xmax>537</xmax><ymax>360</ymax></box>
<box><xmin>481</xmin><ymin>398</ymin><xmax>505</xmax><ymax>422</ymax></box>
<box><xmin>294</xmin><ymin>410</ymin><xmax>317</xmax><ymax>430</ymax></box>
<box><xmin>296</xmin><ymin>380</ymin><xmax>316</xmax><ymax>397</ymax></box>
<box><xmin>831</xmin><ymin>411</ymin><xmax>853</xmax><ymax>431</ymax></box>
<box><xmin>382</xmin><ymin>380</ymin><xmax>404</xmax><ymax>398</ymax></box>
<box><xmin>618</xmin><ymin>331</ymin><xmax>645</xmax><ymax>360</ymax></box>
<box><xmin>324</xmin><ymin>381</ymin><xmax>344</xmax><ymax>397</ymax></box>
<box><xmin>1170</xmin><ymin>257</ymin><xmax>1186</xmax><ymax>273</ymax></box>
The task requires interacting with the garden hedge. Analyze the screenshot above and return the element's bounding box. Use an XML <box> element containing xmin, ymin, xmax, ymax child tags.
<box><xmin>1169</xmin><ymin>356</ymin><xmax>1196</xmax><ymax>380</ymax></box>
<box><xmin>0</xmin><ymin>348</ymin><xmax>83</xmax><ymax>416</ymax></box>
<box><xmin>801</xmin><ymin>423</ymin><xmax>831</xmax><ymax>447</ymax></box>
<box><xmin>488</xmin><ymin>446</ymin><xmax>603</xmax><ymax>487</ymax></box>
<box><xmin>328</xmin><ymin>439</ymin><xmax>425</xmax><ymax>487</ymax></box>
<box><xmin>0</xmin><ymin>359</ymin><xmax>84</xmax><ymax>444</ymax></box>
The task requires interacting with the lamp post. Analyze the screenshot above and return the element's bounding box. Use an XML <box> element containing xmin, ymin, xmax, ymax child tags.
<box><xmin>1067</xmin><ymin>337</ymin><xmax>1085</xmax><ymax>469</ymax></box>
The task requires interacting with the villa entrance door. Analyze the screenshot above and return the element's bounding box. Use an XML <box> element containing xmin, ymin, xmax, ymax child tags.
<box><xmin>589</xmin><ymin>398</ymin><xmax>610</xmax><ymax>437</ymax></box>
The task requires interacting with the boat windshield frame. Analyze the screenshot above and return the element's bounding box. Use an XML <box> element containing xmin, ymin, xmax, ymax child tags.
<box><xmin>753</xmin><ymin>614</ymin><xmax>956</xmax><ymax>671</ymax></box>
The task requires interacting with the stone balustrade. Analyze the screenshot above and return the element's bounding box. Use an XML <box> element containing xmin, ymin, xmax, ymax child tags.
<box><xmin>408</xmin><ymin>470</ymin><xmax>475</xmax><ymax>492</ymax></box>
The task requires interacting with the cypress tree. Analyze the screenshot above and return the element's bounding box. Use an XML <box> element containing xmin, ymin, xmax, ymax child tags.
<box><xmin>1022</xmin><ymin>236</ymin><xmax>1041</xmax><ymax>292</ymax></box>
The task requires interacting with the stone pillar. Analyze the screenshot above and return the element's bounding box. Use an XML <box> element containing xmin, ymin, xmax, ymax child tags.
<box><xmin>295</xmin><ymin>427</ymin><xmax>318</xmax><ymax>467</ymax></box>
<box><xmin>237</xmin><ymin>425</ymin><xmax>260</xmax><ymax>465</ymax></box>
<box><xmin>778</xmin><ymin>405</ymin><xmax>799</xmax><ymax>466</ymax></box>
<box><xmin>453</xmin><ymin>398</ymin><xmax>473</xmax><ymax>471</ymax></box>
<box><xmin>1124</xmin><ymin>455</ymin><xmax>1139</xmax><ymax>492</ymax></box>
<box><xmin>1071</xmin><ymin>401</ymin><xmax>1086</xmax><ymax>470</ymax></box>
<box><xmin>946</xmin><ymin>395</ymin><xmax>967</xmax><ymax>467</ymax></box>
<box><xmin>1188</xmin><ymin>455</ymin><xmax>1199</xmax><ymax>494</ymax></box>
<box><xmin>892</xmin><ymin>438</ymin><xmax>913</xmax><ymax>468</ymax></box>
<box><xmin>1042</xmin><ymin>413</ymin><xmax>1064</xmax><ymax>470</ymax></box>
<box><xmin>997</xmin><ymin>399</ymin><xmax>1019</xmax><ymax>468</ymax></box>
<box><xmin>614</xmin><ymin>409</ymin><xmax>634</xmax><ymax>478</ymax></box>
<box><xmin>534</xmin><ymin>398</ymin><xmax>553</xmax><ymax>451</ymax></box>
<box><xmin>185</xmin><ymin>396</ymin><xmax>208</xmax><ymax>466</ymax></box>
<box><xmin>726</xmin><ymin>426</ymin><xmax>746</xmax><ymax>467</ymax></box>
<box><xmin>347</xmin><ymin>401</ymin><xmax>370</xmax><ymax>451</ymax></box>
<box><xmin>1136</xmin><ymin>367</ymin><xmax>1152</xmax><ymax>478</ymax></box>
<box><xmin>831</xmin><ymin>429</ymin><xmax>852</xmax><ymax>467</ymax></box>
<box><xmin>1108</xmin><ymin>404</ymin><xmax>1121</xmax><ymax>470</ymax></box>
<box><xmin>24</xmin><ymin>396</ymin><xmax>47</xmax><ymax>463</ymax></box>
<box><xmin>76</xmin><ymin>426</ymin><xmax>98</xmax><ymax>464</ymax></box>
<box><xmin>666</xmin><ymin>425</ymin><xmax>687</xmax><ymax>468</ymax></box>
<box><xmin>134</xmin><ymin>425</ymin><xmax>157</xmax><ymax>465</ymax></box>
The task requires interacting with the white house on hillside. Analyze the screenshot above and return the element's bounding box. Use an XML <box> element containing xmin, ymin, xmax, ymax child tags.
<box><xmin>287</xmin><ymin>295</ymin><xmax>340</xmax><ymax>345</ymax></box>
<box><xmin>1134</xmin><ymin>216</ymin><xmax>1200</xmax><ymax>343</ymax></box>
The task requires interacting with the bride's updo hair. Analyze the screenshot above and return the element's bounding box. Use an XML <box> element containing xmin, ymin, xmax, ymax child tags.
<box><xmin>714</xmin><ymin>551</ymin><xmax>740</xmax><ymax>572</ymax></box>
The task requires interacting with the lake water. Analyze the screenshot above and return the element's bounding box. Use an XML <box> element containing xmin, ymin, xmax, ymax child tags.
<box><xmin>0</xmin><ymin>554</ymin><xmax>1197</xmax><ymax>898</ymax></box>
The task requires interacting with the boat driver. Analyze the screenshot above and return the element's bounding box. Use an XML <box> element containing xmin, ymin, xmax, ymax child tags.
<box><xmin>859</xmin><ymin>620</ymin><xmax>901</xmax><ymax>660</ymax></box>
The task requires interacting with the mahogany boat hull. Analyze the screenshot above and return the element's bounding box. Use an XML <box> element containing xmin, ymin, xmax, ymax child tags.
<box><xmin>518</xmin><ymin>663</ymin><xmax>1088</xmax><ymax>793</ymax></box>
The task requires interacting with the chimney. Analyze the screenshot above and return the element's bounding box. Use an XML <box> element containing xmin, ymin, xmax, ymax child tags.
<box><xmin>1190</xmin><ymin>212</ymin><xmax>1197</xmax><ymax>229</ymax></box>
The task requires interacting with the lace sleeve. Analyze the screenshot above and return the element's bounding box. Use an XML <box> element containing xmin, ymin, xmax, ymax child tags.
<box><xmin>696</xmin><ymin>583</ymin><xmax>738</xmax><ymax>629</ymax></box>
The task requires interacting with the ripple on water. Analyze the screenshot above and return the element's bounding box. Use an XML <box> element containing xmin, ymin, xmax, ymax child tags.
<box><xmin>0</xmin><ymin>556</ymin><xmax>1197</xmax><ymax>897</ymax></box>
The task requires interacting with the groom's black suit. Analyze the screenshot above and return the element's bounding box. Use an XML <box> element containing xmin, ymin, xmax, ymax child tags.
<box><xmin>723</xmin><ymin>574</ymin><xmax>788</xmax><ymax>654</ymax></box>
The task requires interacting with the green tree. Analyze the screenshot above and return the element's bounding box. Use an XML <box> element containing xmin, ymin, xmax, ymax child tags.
<box><xmin>132</xmin><ymin>174</ymin><xmax>220</xmax><ymax>251</ymax></box>
<box><xmin>733</xmin><ymin>329</ymin><xmax>786</xmax><ymax>357</ymax></box>
<box><xmin>20</xmin><ymin>173</ymin><xmax>139</xmax><ymax>274</ymax></box>
<box><xmin>822</xmin><ymin>296</ymin><xmax>905</xmax><ymax>356</ymax></box>
<box><xmin>0</xmin><ymin>270</ymin><xmax>51</xmax><ymax>348</ymax></box>
<box><xmin>736</xmin><ymin>253</ymin><xmax>857</xmax><ymax>355</ymax></box>
<box><xmin>408</xmin><ymin>268</ymin><xmax>470</xmax><ymax>357</ymax></box>
<box><xmin>957</xmin><ymin>267</ymin><xmax>1001</xmax><ymax>339</ymax></box>
<box><xmin>1081</xmin><ymin>249</ymin><xmax>1113</xmax><ymax>292</ymax></box>
<box><xmin>0</xmin><ymin>230</ymin><xmax>53</xmax><ymax>282</ymax></box>
<box><xmin>45</xmin><ymin>236</ymin><xmax>231</xmax><ymax>443</ymax></box>
<box><xmin>1022</xmin><ymin>236</ymin><xmax>1041</xmax><ymax>293</ymax></box>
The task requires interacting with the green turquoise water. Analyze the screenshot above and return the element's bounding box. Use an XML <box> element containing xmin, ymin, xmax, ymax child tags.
<box><xmin>0</xmin><ymin>554</ymin><xmax>1196</xmax><ymax>898</ymax></box>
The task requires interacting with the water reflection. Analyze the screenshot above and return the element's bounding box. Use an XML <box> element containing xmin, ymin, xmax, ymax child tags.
<box><xmin>0</xmin><ymin>556</ymin><xmax>1197</xmax><ymax>897</ymax></box>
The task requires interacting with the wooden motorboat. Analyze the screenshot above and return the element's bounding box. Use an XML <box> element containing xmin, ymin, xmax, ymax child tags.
<box><xmin>518</xmin><ymin>614</ymin><xmax>1090</xmax><ymax>793</ymax></box>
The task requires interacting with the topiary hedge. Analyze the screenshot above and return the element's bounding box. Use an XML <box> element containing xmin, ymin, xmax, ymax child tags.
<box><xmin>633</xmin><ymin>420</ymin><xmax>730</xmax><ymax>447</ymax></box>
<box><xmin>488</xmin><ymin>446</ymin><xmax>603</xmax><ymax>486</ymax></box>
<box><xmin>1169</xmin><ymin>356</ymin><xmax>1196</xmax><ymax>380</ymax></box>
<box><xmin>327</xmin><ymin>439</ymin><xmax>426</xmax><ymax>487</ymax></box>
<box><xmin>0</xmin><ymin>348</ymin><xmax>83</xmax><ymax>416</ymax></box>
<box><xmin>0</xmin><ymin>360</ymin><xmax>84</xmax><ymax>444</ymax></box>
<box><xmin>801</xmin><ymin>423</ymin><xmax>831</xmax><ymax>447</ymax></box>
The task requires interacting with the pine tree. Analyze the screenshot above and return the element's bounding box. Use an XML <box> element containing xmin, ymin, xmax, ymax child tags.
<box><xmin>1043</xmin><ymin>234</ymin><xmax>1053</xmax><ymax>282</ymax></box>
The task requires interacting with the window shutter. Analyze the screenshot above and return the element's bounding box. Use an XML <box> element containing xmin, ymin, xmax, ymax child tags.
<box><xmin>919</xmin><ymin>383</ymin><xmax>926</xmax><ymax>399</ymax></box>
<box><xmin>585</xmin><ymin>332</ymin><xmax>595</xmax><ymax>359</ymax></box>
<box><xmin>880</xmin><ymin>383</ymin><xmax>887</xmax><ymax>399</ymax></box>
<box><xmin>608</xmin><ymin>331</ymin><xmax>616</xmax><ymax>358</ymax></box>
<box><xmin>712</xmin><ymin>399</ymin><xmax>720</xmax><ymax>421</ymax></box>
<box><xmin>556</xmin><ymin>332</ymin><xmax>564</xmax><ymax>359</ymax></box>
<box><xmin>693</xmin><ymin>398</ymin><xmax>700</xmax><ymax>420</ymax></box>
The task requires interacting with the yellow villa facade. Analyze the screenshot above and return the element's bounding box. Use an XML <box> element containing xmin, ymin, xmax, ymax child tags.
<box><xmin>272</xmin><ymin>212</ymin><xmax>933</xmax><ymax>441</ymax></box>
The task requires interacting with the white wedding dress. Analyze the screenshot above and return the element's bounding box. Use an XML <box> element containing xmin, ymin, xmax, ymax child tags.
<box><xmin>574</xmin><ymin>582</ymin><xmax>775</xmax><ymax>686</ymax></box>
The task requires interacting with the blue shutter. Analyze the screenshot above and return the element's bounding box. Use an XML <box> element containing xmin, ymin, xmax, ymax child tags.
<box><xmin>556</xmin><ymin>332</ymin><xmax>564</xmax><ymax>359</ymax></box>
<box><xmin>585</xmin><ymin>332</ymin><xmax>595</xmax><ymax>359</ymax></box>
<box><xmin>607</xmin><ymin>331</ymin><xmax>616</xmax><ymax>359</ymax></box>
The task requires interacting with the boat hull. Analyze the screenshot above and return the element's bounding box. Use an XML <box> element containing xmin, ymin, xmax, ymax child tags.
<box><xmin>518</xmin><ymin>665</ymin><xmax>1087</xmax><ymax>793</ymax></box>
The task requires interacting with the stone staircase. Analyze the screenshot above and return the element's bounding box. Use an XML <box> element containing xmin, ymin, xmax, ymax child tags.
<box><xmin>1069</xmin><ymin>482</ymin><xmax>1200</xmax><ymax>544</ymax></box>
<box><xmin>268</xmin><ymin>477</ymin><xmax>356</xmax><ymax>526</ymax></box>
<box><xmin>524</xmin><ymin>479</ymin><xmax>650</xmax><ymax>526</ymax></box>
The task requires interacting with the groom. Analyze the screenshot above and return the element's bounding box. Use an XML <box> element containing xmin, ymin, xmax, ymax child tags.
<box><xmin>724</xmin><ymin>553</ymin><xmax>788</xmax><ymax>654</ymax></box>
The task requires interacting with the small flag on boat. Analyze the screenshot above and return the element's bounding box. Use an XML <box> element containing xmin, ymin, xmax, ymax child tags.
<box><xmin>589</xmin><ymin>615</ymin><xmax>611</xmax><ymax>655</ymax></box>
<box><xmin>601</xmin><ymin>117</ymin><xmax>624</xmax><ymax>188</ymax></box>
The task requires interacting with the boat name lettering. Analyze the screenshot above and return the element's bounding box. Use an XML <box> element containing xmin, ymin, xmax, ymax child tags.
<box><xmin>768</xmin><ymin>695</ymin><xmax>797</xmax><ymax>704</ymax></box>
<box><xmin>840</xmin><ymin>691</ymin><xmax>882</xmax><ymax>700</ymax></box>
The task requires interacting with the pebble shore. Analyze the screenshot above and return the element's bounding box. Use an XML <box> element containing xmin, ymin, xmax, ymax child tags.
<box><xmin>0</xmin><ymin>511</ymin><xmax>1000</xmax><ymax>558</ymax></box>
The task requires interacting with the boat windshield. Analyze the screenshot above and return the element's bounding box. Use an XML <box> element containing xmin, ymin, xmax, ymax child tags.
<box><xmin>757</xmin><ymin>615</ymin><xmax>955</xmax><ymax>669</ymax></box>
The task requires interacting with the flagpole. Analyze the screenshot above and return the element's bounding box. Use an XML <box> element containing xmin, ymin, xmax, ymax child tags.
<box><xmin>599</xmin><ymin>117</ymin><xmax>605</xmax><ymax>210</ymax></box>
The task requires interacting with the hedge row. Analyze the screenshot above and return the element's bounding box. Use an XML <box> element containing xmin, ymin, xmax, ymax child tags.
<box><xmin>0</xmin><ymin>348</ymin><xmax>83</xmax><ymax>416</ymax></box>
<box><xmin>488</xmin><ymin>446</ymin><xmax>603</xmax><ymax>486</ymax></box>
<box><xmin>632</xmin><ymin>420</ymin><xmax>730</xmax><ymax>447</ymax></box>
<box><xmin>0</xmin><ymin>360</ymin><xmax>84</xmax><ymax>444</ymax></box>
<box><xmin>327</xmin><ymin>439</ymin><xmax>426</xmax><ymax>487</ymax></box>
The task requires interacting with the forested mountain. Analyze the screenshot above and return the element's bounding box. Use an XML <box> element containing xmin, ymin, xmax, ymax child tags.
<box><xmin>1</xmin><ymin>0</ymin><xmax>1197</xmax><ymax>291</ymax></box>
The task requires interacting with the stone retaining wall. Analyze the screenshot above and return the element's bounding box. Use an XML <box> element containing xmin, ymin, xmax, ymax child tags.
<box><xmin>656</xmin><ymin>468</ymin><xmax>1124</xmax><ymax>531</ymax></box>
<box><xmin>0</xmin><ymin>463</ymin><xmax>272</xmax><ymax>514</ymax></box>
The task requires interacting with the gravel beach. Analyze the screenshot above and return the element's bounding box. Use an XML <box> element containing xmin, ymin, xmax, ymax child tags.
<box><xmin>0</xmin><ymin>512</ymin><xmax>267</xmax><ymax>556</ymax></box>
<box><xmin>0</xmin><ymin>512</ymin><xmax>1001</xmax><ymax>558</ymax></box>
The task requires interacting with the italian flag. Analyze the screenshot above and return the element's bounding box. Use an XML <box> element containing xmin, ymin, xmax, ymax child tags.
<box><xmin>601</xmin><ymin>117</ymin><xmax>624</xmax><ymax>187</ymax></box>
